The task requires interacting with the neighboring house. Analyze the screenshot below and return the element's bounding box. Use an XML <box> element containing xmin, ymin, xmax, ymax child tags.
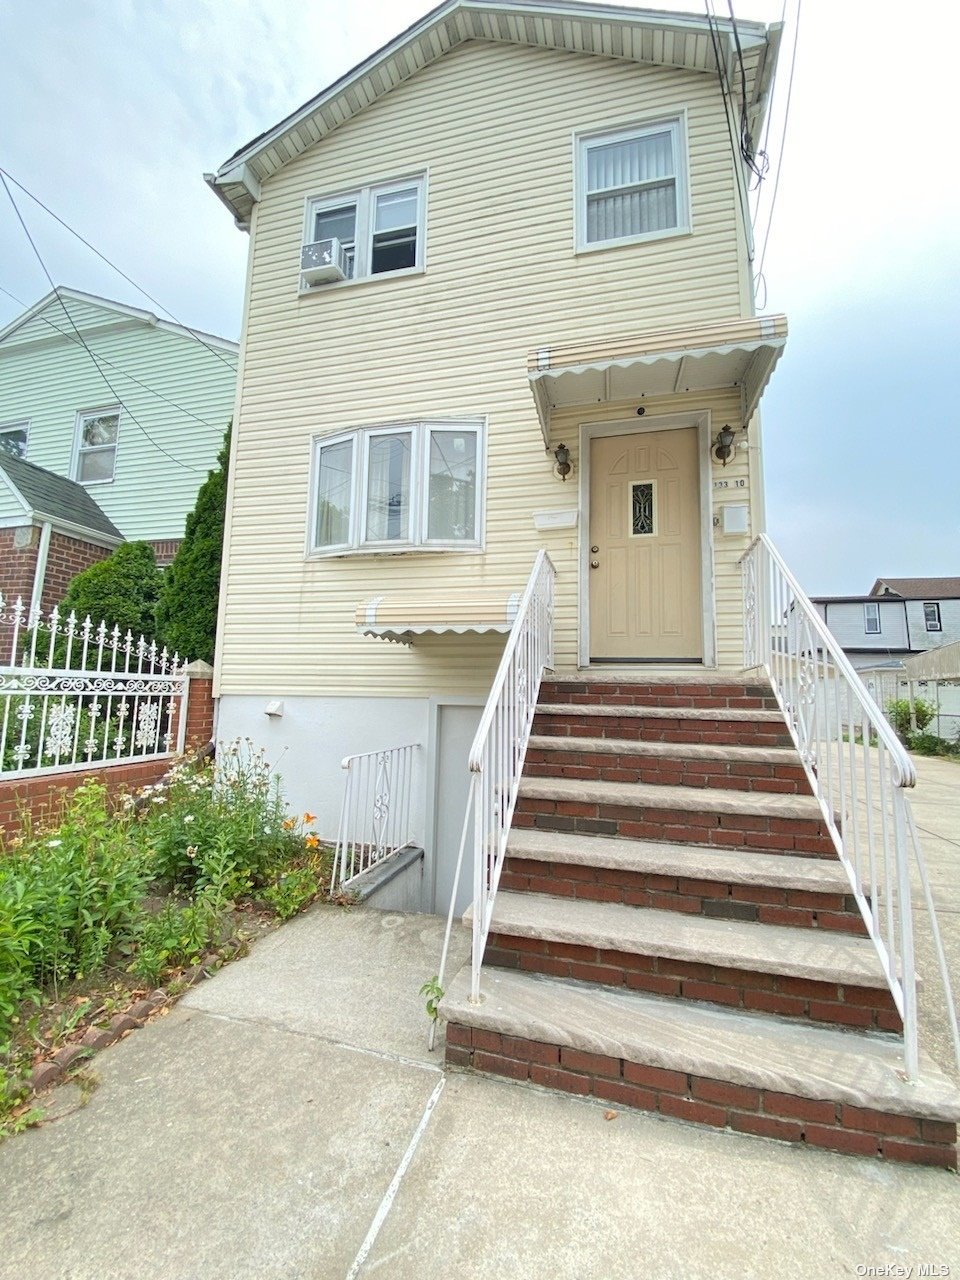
<box><xmin>0</xmin><ymin>288</ymin><xmax>238</xmax><ymax>608</ymax></box>
<box><xmin>205</xmin><ymin>0</ymin><xmax>960</xmax><ymax>1167</ymax></box>
<box><xmin>811</xmin><ymin>576</ymin><xmax>960</xmax><ymax>738</ymax></box>
<box><xmin>0</xmin><ymin>454</ymin><xmax>123</xmax><ymax>615</ymax></box>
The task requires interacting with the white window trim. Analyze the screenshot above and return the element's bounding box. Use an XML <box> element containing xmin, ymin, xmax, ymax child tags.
<box><xmin>0</xmin><ymin>419</ymin><xmax>30</xmax><ymax>459</ymax></box>
<box><xmin>864</xmin><ymin>602</ymin><xmax>881</xmax><ymax>635</ymax></box>
<box><xmin>923</xmin><ymin>602</ymin><xmax>942</xmax><ymax>632</ymax></box>
<box><xmin>301</xmin><ymin>173</ymin><xmax>427</xmax><ymax>292</ymax></box>
<box><xmin>307</xmin><ymin>417</ymin><xmax>485</xmax><ymax>557</ymax></box>
<box><xmin>574</xmin><ymin>113</ymin><xmax>691</xmax><ymax>254</ymax></box>
<box><xmin>72</xmin><ymin>405</ymin><xmax>121</xmax><ymax>486</ymax></box>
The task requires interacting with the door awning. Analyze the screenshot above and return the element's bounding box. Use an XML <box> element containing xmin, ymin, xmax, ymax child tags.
<box><xmin>356</xmin><ymin>592</ymin><xmax>519</xmax><ymax>645</ymax></box>
<box><xmin>528</xmin><ymin>313</ymin><xmax>787</xmax><ymax>439</ymax></box>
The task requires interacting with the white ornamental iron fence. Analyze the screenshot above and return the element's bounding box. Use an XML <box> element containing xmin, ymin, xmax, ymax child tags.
<box><xmin>0</xmin><ymin>594</ymin><xmax>185</xmax><ymax>777</ymax></box>
<box><xmin>741</xmin><ymin>535</ymin><xmax>960</xmax><ymax>1080</ymax></box>
<box><xmin>430</xmin><ymin>550</ymin><xmax>556</xmax><ymax>1049</ymax></box>
<box><xmin>331</xmin><ymin>742</ymin><xmax>420</xmax><ymax>890</ymax></box>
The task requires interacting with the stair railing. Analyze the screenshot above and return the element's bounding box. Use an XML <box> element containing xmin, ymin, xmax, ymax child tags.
<box><xmin>429</xmin><ymin>550</ymin><xmax>555</xmax><ymax>1048</ymax></box>
<box><xmin>741</xmin><ymin>534</ymin><xmax>960</xmax><ymax>1080</ymax></box>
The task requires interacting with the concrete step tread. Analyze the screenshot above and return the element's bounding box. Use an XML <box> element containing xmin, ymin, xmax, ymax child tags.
<box><xmin>537</xmin><ymin>703</ymin><xmax>786</xmax><ymax>723</ymax></box>
<box><xmin>528</xmin><ymin>735</ymin><xmax>802</xmax><ymax>766</ymax></box>
<box><xmin>506</xmin><ymin>829</ymin><xmax>851</xmax><ymax>894</ymax></box>
<box><xmin>440</xmin><ymin>965</ymin><xmax>960</xmax><ymax>1122</ymax></box>
<box><xmin>545</xmin><ymin>671</ymin><xmax>768</xmax><ymax>687</ymax></box>
<box><xmin>518</xmin><ymin>776</ymin><xmax>824</xmax><ymax>821</ymax></box>
<box><xmin>479</xmin><ymin>891</ymin><xmax>888</xmax><ymax>988</ymax></box>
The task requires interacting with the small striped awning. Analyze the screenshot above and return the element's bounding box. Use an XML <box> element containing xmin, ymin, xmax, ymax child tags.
<box><xmin>528</xmin><ymin>313</ymin><xmax>787</xmax><ymax>439</ymax></box>
<box><xmin>356</xmin><ymin>592</ymin><xmax>519</xmax><ymax>644</ymax></box>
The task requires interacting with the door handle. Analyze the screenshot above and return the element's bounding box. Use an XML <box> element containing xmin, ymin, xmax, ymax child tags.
<box><xmin>590</xmin><ymin>560</ymin><xmax>599</xmax><ymax>569</ymax></box>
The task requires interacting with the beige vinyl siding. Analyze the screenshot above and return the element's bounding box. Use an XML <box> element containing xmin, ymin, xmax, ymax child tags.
<box><xmin>219</xmin><ymin>39</ymin><xmax>757</xmax><ymax>697</ymax></box>
<box><xmin>0</xmin><ymin>297</ymin><xmax>236</xmax><ymax>541</ymax></box>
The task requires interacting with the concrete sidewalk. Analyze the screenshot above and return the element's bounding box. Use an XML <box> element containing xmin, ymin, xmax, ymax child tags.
<box><xmin>0</xmin><ymin>901</ymin><xmax>957</xmax><ymax>1280</ymax></box>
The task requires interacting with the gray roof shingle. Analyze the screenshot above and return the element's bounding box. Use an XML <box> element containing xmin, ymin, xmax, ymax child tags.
<box><xmin>870</xmin><ymin>577</ymin><xmax>960</xmax><ymax>600</ymax></box>
<box><xmin>0</xmin><ymin>454</ymin><xmax>123</xmax><ymax>541</ymax></box>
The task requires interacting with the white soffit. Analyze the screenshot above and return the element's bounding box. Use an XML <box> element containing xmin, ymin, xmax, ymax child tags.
<box><xmin>528</xmin><ymin>313</ymin><xmax>788</xmax><ymax>432</ymax></box>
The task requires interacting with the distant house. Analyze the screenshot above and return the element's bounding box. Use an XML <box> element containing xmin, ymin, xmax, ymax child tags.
<box><xmin>810</xmin><ymin>577</ymin><xmax>960</xmax><ymax>671</ymax></box>
<box><xmin>0</xmin><ymin>288</ymin><xmax>238</xmax><ymax>610</ymax></box>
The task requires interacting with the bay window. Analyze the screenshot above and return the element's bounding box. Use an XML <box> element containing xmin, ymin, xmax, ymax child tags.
<box><xmin>310</xmin><ymin>419</ymin><xmax>483</xmax><ymax>554</ymax></box>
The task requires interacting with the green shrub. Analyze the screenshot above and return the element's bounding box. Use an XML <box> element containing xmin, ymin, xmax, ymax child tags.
<box><xmin>60</xmin><ymin>542</ymin><xmax>163</xmax><ymax>641</ymax></box>
<box><xmin>261</xmin><ymin>868</ymin><xmax>320</xmax><ymax>920</ymax></box>
<box><xmin>128</xmin><ymin>894</ymin><xmax>224</xmax><ymax>987</ymax></box>
<box><xmin>887</xmin><ymin>698</ymin><xmax>935</xmax><ymax>740</ymax></box>
<box><xmin>155</xmin><ymin>425</ymin><xmax>230</xmax><ymax>665</ymax></box>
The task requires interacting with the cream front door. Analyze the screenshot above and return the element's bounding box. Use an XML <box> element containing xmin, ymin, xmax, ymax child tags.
<box><xmin>588</xmin><ymin>427</ymin><xmax>703</xmax><ymax>661</ymax></box>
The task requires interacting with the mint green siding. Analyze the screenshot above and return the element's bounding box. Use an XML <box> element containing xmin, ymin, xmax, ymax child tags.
<box><xmin>0</xmin><ymin>294</ymin><xmax>237</xmax><ymax>542</ymax></box>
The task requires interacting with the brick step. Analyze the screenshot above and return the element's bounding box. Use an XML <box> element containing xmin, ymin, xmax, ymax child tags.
<box><xmin>524</xmin><ymin>734</ymin><xmax>809</xmax><ymax>794</ymax></box>
<box><xmin>478</xmin><ymin>891</ymin><xmax>899</xmax><ymax>1031</ymax></box>
<box><xmin>539</xmin><ymin>677</ymin><xmax>780</xmax><ymax>711</ymax></box>
<box><xmin>502</xmin><ymin>829</ymin><xmax>867</xmax><ymax>935</ymax></box>
<box><xmin>514</xmin><ymin>777</ymin><xmax>837</xmax><ymax>858</ymax></box>
<box><xmin>533</xmin><ymin>703</ymin><xmax>793</xmax><ymax>749</ymax></box>
<box><xmin>440</xmin><ymin>966</ymin><xmax>959</xmax><ymax>1168</ymax></box>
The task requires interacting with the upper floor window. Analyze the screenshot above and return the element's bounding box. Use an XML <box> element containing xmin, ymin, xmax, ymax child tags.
<box><xmin>0</xmin><ymin>421</ymin><xmax>28</xmax><ymax>459</ymax></box>
<box><xmin>864</xmin><ymin>601</ymin><xmax>881</xmax><ymax>634</ymax></box>
<box><xmin>576</xmin><ymin>118</ymin><xmax>689</xmax><ymax>252</ymax></box>
<box><xmin>302</xmin><ymin>177</ymin><xmax>425</xmax><ymax>289</ymax></box>
<box><xmin>75</xmin><ymin>407</ymin><xmax>120</xmax><ymax>483</ymax></box>
<box><xmin>310</xmin><ymin>419</ymin><xmax>483</xmax><ymax>555</ymax></box>
<box><xmin>923</xmin><ymin>602</ymin><xmax>942</xmax><ymax>632</ymax></box>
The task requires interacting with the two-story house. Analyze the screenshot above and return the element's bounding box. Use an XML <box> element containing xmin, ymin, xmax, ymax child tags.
<box><xmin>0</xmin><ymin>288</ymin><xmax>238</xmax><ymax>612</ymax></box>
<box><xmin>811</xmin><ymin>576</ymin><xmax>960</xmax><ymax>739</ymax></box>
<box><xmin>206</xmin><ymin>1</ymin><xmax>960</xmax><ymax>1164</ymax></box>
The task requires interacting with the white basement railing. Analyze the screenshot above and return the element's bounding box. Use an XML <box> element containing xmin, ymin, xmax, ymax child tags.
<box><xmin>0</xmin><ymin>596</ymin><xmax>184</xmax><ymax>775</ymax></box>
<box><xmin>742</xmin><ymin>534</ymin><xmax>960</xmax><ymax>1080</ymax></box>
<box><xmin>332</xmin><ymin>743</ymin><xmax>420</xmax><ymax>890</ymax></box>
<box><xmin>430</xmin><ymin>550</ymin><xmax>556</xmax><ymax>1048</ymax></box>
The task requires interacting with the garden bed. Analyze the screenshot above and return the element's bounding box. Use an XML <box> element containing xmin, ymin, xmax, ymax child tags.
<box><xmin>0</xmin><ymin>740</ymin><xmax>345</xmax><ymax>1137</ymax></box>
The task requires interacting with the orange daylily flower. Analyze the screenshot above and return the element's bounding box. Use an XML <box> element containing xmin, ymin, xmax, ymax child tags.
<box><xmin>282</xmin><ymin>817</ymin><xmax>296</xmax><ymax>830</ymax></box>
<box><xmin>304</xmin><ymin>833</ymin><xmax>320</xmax><ymax>849</ymax></box>
<box><xmin>303</xmin><ymin>812</ymin><xmax>317</xmax><ymax>824</ymax></box>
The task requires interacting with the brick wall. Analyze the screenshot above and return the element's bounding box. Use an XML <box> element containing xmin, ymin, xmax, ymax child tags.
<box><xmin>0</xmin><ymin>670</ymin><xmax>216</xmax><ymax>838</ymax></box>
<box><xmin>0</xmin><ymin>526</ymin><xmax>40</xmax><ymax>606</ymax></box>
<box><xmin>149</xmin><ymin>539</ymin><xmax>182</xmax><ymax>568</ymax></box>
<box><xmin>40</xmin><ymin>531</ymin><xmax>113</xmax><ymax>613</ymax></box>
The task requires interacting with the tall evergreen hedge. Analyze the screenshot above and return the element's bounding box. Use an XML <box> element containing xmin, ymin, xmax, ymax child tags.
<box><xmin>155</xmin><ymin>425</ymin><xmax>230</xmax><ymax>666</ymax></box>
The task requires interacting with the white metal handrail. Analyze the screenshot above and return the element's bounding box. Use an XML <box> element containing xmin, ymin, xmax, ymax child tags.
<box><xmin>742</xmin><ymin>534</ymin><xmax>960</xmax><ymax>1079</ymax></box>
<box><xmin>429</xmin><ymin>551</ymin><xmax>555</xmax><ymax>1046</ymax></box>
<box><xmin>332</xmin><ymin>742</ymin><xmax>419</xmax><ymax>890</ymax></box>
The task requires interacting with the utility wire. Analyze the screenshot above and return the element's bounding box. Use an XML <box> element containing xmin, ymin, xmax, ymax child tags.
<box><xmin>0</xmin><ymin>165</ymin><xmax>239</xmax><ymax>374</ymax></box>
<box><xmin>705</xmin><ymin>2</ymin><xmax>754</xmax><ymax>259</ymax></box>
<box><xmin>726</xmin><ymin>1</ymin><xmax>767</xmax><ymax>185</ymax></box>
<box><xmin>1</xmin><ymin>173</ymin><xmax>204</xmax><ymax>474</ymax></box>
<box><xmin>754</xmin><ymin>0</ymin><xmax>802</xmax><ymax>285</ymax></box>
<box><xmin>0</xmin><ymin>281</ymin><xmax>228</xmax><ymax>436</ymax></box>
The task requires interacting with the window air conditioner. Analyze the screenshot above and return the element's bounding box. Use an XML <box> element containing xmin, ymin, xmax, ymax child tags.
<box><xmin>300</xmin><ymin>237</ymin><xmax>347</xmax><ymax>286</ymax></box>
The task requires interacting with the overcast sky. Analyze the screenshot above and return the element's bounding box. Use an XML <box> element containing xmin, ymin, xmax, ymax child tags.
<box><xmin>1</xmin><ymin>0</ymin><xmax>957</xmax><ymax>595</ymax></box>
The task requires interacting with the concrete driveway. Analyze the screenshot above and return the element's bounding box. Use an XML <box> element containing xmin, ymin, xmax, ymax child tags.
<box><xmin>0</xmin><ymin>891</ymin><xmax>957</xmax><ymax>1280</ymax></box>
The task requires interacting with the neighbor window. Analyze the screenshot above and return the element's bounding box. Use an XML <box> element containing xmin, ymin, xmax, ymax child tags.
<box><xmin>303</xmin><ymin>176</ymin><xmax>425</xmax><ymax>286</ymax></box>
<box><xmin>577</xmin><ymin>118</ymin><xmax>689</xmax><ymax>250</ymax></box>
<box><xmin>310</xmin><ymin>419</ymin><xmax>483</xmax><ymax>554</ymax></box>
<box><xmin>864</xmin><ymin>602</ymin><xmax>881</xmax><ymax>634</ymax></box>
<box><xmin>923</xmin><ymin>602</ymin><xmax>942</xmax><ymax>632</ymax></box>
<box><xmin>0</xmin><ymin>421</ymin><xmax>28</xmax><ymax>459</ymax></box>
<box><xmin>75</xmin><ymin>408</ymin><xmax>120</xmax><ymax>482</ymax></box>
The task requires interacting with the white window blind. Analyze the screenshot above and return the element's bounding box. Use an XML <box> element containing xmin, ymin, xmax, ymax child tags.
<box><xmin>578</xmin><ymin>119</ymin><xmax>687</xmax><ymax>249</ymax></box>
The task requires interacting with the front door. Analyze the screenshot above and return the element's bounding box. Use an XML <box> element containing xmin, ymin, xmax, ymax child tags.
<box><xmin>588</xmin><ymin>426</ymin><xmax>703</xmax><ymax>661</ymax></box>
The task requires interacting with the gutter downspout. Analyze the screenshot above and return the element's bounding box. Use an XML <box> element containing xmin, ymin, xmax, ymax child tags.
<box><xmin>30</xmin><ymin>520</ymin><xmax>52</xmax><ymax>622</ymax></box>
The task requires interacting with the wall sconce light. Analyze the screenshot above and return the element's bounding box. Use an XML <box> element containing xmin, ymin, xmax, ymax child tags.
<box><xmin>713</xmin><ymin>424</ymin><xmax>736</xmax><ymax>466</ymax></box>
<box><xmin>553</xmin><ymin>443</ymin><xmax>572</xmax><ymax>482</ymax></box>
